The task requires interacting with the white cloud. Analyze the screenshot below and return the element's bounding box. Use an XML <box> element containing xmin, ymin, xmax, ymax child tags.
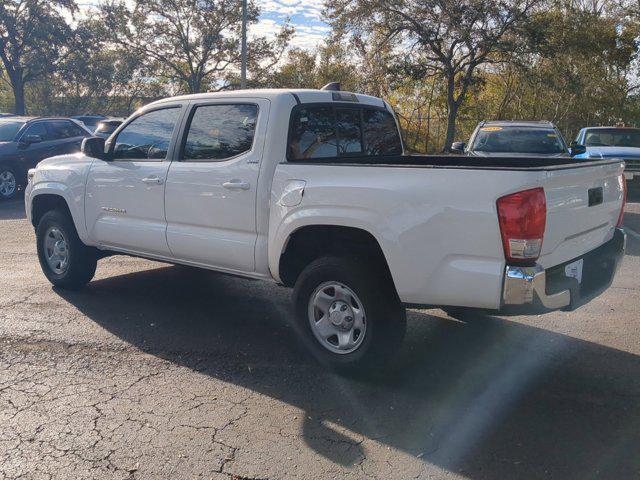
<box><xmin>260</xmin><ymin>0</ymin><xmax>325</xmax><ymax>21</ymax></box>
<box><xmin>253</xmin><ymin>0</ymin><xmax>331</xmax><ymax>50</ymax></box>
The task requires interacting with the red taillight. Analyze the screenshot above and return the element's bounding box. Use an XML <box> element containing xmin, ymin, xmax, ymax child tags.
<box><xmin>616</xmin><ymin>175</ymin><xmax>626</xmax><ymax>228</ymax></box>
<box><xmin>497</xmin><ymin>187</ymin><xmax>546</xmax><ymax>265</ymax></box>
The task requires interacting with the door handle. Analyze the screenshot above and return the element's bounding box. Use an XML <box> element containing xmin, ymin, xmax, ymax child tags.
<box><xmin>222</xmin><ymin>180</ymin><xmax>250</xmax><ymax>191</ymax></box>
<box><xmin>142</xmin><ymin>176</ymin><xmax>164</xmax><ymax>185</ymax></box>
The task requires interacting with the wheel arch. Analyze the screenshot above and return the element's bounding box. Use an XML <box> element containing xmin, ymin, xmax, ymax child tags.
<box><xmin>29</xmin><ymin>183</ymin><xmax>90</xmax><ymax>244</ymax></box>
<box><xmin>277</xmin><ymin>224</ymin><xmax>396</xmax><ymax>291</ymax></box>
<box><xmin>31</xmin><ymin>192</ymin><xmax>73</xmax><ymax>228</ymax></box>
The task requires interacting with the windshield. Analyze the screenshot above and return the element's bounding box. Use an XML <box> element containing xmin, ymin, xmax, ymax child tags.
<box><xmin>472</xmin><ymin>127</ymin><xmax>566</xmax><ymax>154</ymax></box>
<box><xmin>584</xmin><ymin>128</ymin><xmax>640</xmax><ymax>148</ymax></box>
<box><xmin>81</xmin><ymin>120</ymin><xmax>100</xmax><ymax>129</ymax></box>
<box><xmin>0</xmin><ymin>121</ymin><xmax>25</xmax><ymax>142</ymax></box>
<box><xmin>96</xmin><ymin>122</ymin><xmax>119</xmax><ymax>134</ymax></box>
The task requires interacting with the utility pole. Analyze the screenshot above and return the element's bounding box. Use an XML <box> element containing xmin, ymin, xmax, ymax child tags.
<box><xmin>241</xmin><ymin>0</ymin><xmax>247</xmax><ymax>89</ymax></box>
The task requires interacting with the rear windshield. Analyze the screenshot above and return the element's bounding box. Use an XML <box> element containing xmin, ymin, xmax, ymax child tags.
<box><xmin>584</xmin><ymin>129</ymin><xmax>640</xmax><ymax>148</ymax></box>
<box><xmin>288</xmin><ymin>105</ymin><xmax>402</xmax><ymax>161</ymax></box>
<box><xmin>472</xmin><ymin>127</ymin><xmax>566</xmax><ymax>154</ymax></box>
<box><xmin>0</xmin><ymin>121</ymin><xmax>25</xmax><ymax>142</ymax></box>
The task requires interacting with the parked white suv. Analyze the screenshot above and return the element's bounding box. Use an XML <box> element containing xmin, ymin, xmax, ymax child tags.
<box><xmin>25</xmin><ymin>88</ymin><xmax>626</xmax><ymax>371</ymax></box>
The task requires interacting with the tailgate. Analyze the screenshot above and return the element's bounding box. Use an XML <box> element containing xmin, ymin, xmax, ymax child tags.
<box><xmin>538</xmin><ymin>160</ymin><xmax>624</xmax><ymax>268</ymax></box>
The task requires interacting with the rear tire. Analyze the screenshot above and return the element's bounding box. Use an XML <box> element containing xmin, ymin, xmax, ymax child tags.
<box><xmin>36</xmin><ymin>209</ymin><xmax>97</xmax><ymax>289</ymax></box>
<box><xmin>292</xmin><ymin>256</ymin><xmax>406</xmax><ymax>374</ymax></box>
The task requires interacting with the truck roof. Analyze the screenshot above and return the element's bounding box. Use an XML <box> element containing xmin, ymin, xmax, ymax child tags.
<box><xmin>148</xmin><ymin>88</ymin><xmax>388</xmax><ymax>110</ymax></box>
<box><xmin>582</xmin><ymin>126</ymin><xmax>640</xmax><ymax>131</ymax></box>
<box><xmin>480</xmin><ymin>120</ymin><xmax>555</xmax><ymax>128</ymax></box>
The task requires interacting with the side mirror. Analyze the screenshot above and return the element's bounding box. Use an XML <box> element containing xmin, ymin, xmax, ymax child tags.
<box><xmin>570</xmin><ymin>141</ymin><xmax>587</xmax><ymax>157</ymax></box>
<box><xmin>81</xmin><ymin>136</ymin><xmax>108</xmax><ymax>160</ymax></box>
<box><xmin>22</xmin><ymin>134</ymin><xmax>43</xmax><ymax>145</ymax></box>
<box><xmin>451</xmin><ymin>141</ymin><xmax>466</xmax><ymax>154</ymax></box>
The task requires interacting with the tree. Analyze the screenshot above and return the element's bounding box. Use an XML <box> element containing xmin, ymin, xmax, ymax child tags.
<box><xmin>264</xmin><ymin>42</ymin><xmax>363</xmax><ymax>91</ymax></box>
<box><xmin>326</xmin><ymin>0</ymin><xmax>539</xmax><ymax>150</ymax></box>
<box><xmin>101</xmin><ymin>0</ymin><xmax>292</xmax><ymax>94</ymax></box>
<box><xmin>31</xmin><ymin>17</ymin><xmax>168</xmax><ymax>117</ymax></box>
<box><xmin>0</xmin><ymin>0</ymin><xmax>76</xmax><ymax>114</ymax></box>
<box><xmin>462</xmin><ymin>1</ymin><xmax>640</xmax><ymax>138</ymax></box>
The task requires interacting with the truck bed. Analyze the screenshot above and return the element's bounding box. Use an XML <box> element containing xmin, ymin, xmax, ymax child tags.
<box><xmin>272</xmin><ymin>156</ymin><xmax>625</xmax><ymax>308</ymax></box>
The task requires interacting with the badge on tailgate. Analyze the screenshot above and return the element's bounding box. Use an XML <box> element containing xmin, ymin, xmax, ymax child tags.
<box><xmin>588</xmin><ymin>187</ymin><xmax>603</xmax><ymax>207</ymax></box>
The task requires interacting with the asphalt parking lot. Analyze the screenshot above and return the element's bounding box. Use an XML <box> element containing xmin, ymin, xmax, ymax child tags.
<box><xmin>1</xmin><ymin>189</ymin><xmax>639</xmax><ymax>480</ymax></box>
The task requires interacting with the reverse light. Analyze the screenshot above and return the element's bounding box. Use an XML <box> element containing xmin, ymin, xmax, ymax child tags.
<box><xmin>616</xmin><ymin>174</ymin><xmax>626</xmax><ymax>228</ymax></box>
<box><xmin>497</xmin><ymin>187</ymin><xmax>546</xmax><ymax>265</ymax></box>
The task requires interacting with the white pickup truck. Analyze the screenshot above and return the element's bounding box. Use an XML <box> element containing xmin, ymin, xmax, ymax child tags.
<box><xmin>25</xmin><ymin>88</ymin><xmax>626</xmax><ymax>371</ymax></box>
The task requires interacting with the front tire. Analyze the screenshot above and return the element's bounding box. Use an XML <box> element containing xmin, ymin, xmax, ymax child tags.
<box><xmin>292</xmin><ymin>256</ymin><xmax>406</xmax><ymax>373</ymax></box>
<box><xmin>0</xmin><ymin>166</ymin><xmax>18</xmax><ymax>200</ymax></box>
<box><xmin>36</xmin><ymin>209</ymin><xmax>97</xmax><ymax>289</ymax></box>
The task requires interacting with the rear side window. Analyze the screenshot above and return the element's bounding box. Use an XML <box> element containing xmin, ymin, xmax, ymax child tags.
<box><xmin>47</xmin><ymin>120</ymin><xmax>87</xmax><ymax>140</ymax></box>
<box><xmin>182</xmin><ymin>104</ymin><xmax>258</xmax><ymax>161</ymax></box>
<box><xmin>288</xmin><ymin>105</ymin><xmax>401</xmax><ymax>161</ymax></box>
<box><xmin>362</xmin><ymin>109</ymin><xmax>402</xmax><ymax>156</ymax></box>
<box><xmin>289</xmin><ymin>106</ymin><xmax>337</xmax><ymax>160</ymax></box>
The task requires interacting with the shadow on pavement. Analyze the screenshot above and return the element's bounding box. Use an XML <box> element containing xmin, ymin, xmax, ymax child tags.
<box><xmin>623</xmin><ymin>211</ymin><xmax>640</xmax><ymax>257</ymax></box>
<box><xmin>0</xmin><ymin>194</ymin><xmax>25</xmax><ymax>220</ymax></box>
<box><xmin>55</xmin><ymin>264</ymin><xmax>640</xmax><ymax>479</ymax></box>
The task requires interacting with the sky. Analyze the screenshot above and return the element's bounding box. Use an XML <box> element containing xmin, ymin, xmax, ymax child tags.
<box><xmin>78</xmin><ymin>0</ymin><xmax>332</xmax><ymax>50</ymax></box>
<box><xmin>252</xmin><ymin>0</ymin><xmax>331</xmax><ymax>49</ymax></box>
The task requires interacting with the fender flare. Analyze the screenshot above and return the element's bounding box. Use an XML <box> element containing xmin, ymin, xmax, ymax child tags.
<box><xmin>29</xmin><ymin>182</ymin><xmax>90</xmax><ymax>244</ymax></box>
<box><xmin>269</xmin><ymin>213</ymin><xmax>391</xmax><ymax>284</ymax></box>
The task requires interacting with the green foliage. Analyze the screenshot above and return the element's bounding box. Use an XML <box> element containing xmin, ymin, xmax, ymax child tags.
<box><xmin>100</xmin><ymin>0</ymin><xmax>292</xmax><ymax>94</ymax></box>
<box><xmin>360</xmin><ymin>1</ymin><xmax>640</xmax><ymax>152</ymax></box>
<box><xmin>326</xmin><ymin>0</ymin><xmax>540</xmax><ymax>150</ymax></box>
<box><xmin>0</xmin><ymin>0</ymin><xmax>78</xmax><ymax>113</ymax></box>
<box><xmin>262</xmin><ymin>42</ymin><xmax>363</xmax><ymax>92</ymax></box>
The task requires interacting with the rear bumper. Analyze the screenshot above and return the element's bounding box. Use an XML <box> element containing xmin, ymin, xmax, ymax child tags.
<box><xmin>501</xmin><ymin>228</ymin><xmax>626</xmax><ymax>314</ymax></box>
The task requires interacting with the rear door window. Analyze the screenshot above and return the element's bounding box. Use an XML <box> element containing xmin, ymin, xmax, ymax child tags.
<box><xmin>288</xmin><ymin>105</ymin><xmax>401</xmax><ymax>161</ymax></box>
<box><xmin>181</xmin><ymin>104</ymin><xmax>258</xmax><ymax>161</ymax></box>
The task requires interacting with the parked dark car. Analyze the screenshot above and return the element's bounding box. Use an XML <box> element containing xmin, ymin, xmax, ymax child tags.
<box><xmin>0</xmin><ymin>117</ymin><xmax>92</xmax><ymax>200</ymax></box>
<box><xmin>71</xmin><ymin>115</ymin><xmax>107</xmax><ymax>132</ymax></box>
<box><xmin>93</xmin><ymin>118</ymin><xmax>123</xmax><ymax>138</ymax></box>
<box><xmin>452</xmin><ymin>120</ymin><xmax>586</xmax><ymax>157</ymax></box>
